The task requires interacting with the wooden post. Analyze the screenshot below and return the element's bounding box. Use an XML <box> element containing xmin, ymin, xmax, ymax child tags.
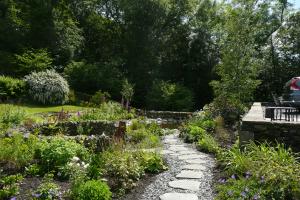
<box><xmin>113</xmin><ymin>121</ymin><xmax>126</xmax><ymax>143</ymax></box>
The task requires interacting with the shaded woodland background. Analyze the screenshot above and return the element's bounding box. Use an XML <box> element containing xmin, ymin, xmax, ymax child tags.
<box><xmin>0</xmin><ymin>0</ymin><xmax>299</xmax><ymax>111</ymax></box>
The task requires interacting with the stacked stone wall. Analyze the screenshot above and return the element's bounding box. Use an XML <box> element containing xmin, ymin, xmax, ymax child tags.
<box><xmin>241</xmin><ymin>121</ymin><xmax>300</xmax><ymax>152</ymax></box>
<box><xmin>136</xmin><ymin>110</ymin><xmax>193</xmax><ymax>120</ymax></box>
<box><xmin>240</xmin><ymin>102</ymin><xmax>300</xmax><ymax>152</ymax></box>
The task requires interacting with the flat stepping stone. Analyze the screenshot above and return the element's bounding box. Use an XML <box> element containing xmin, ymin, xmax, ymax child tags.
<box><xmin>159</xmin><ymin>193</ymin><xmax>198</xmax><ymax>200</ymax></box>
<box><xmin>168</xmin><ymin>180</ymin><xmax>200</xmax><ymax>191</ymax></box>
<box><xmin>169</xmin><ymin>147</ymin><xmax>189</xmax><ymax>151</ymax></box>
<box><xmin>164</xmin><ymin>140</ymin><xmax>178</xmax><ymax>144</ymax></box>
<box><xmin>164</xmin><ymin>138</ymin><xmax>178</xmax><ymax>141</ymax></box>
<box><xmin>178</xmin><ymin>154</ymin><xmax>207</xmax><ymax>160</ymax></box>
<box><xmin>185</xmin><ymin>159</ymin><xmax>207</xmax><ymax>164</ymax></box>
<box><xmin>164</xmin><ymin>137</ymin><xmax>177</xmax><ymax>141</ymax></box>
<box><xmin>182</xmin><ymin>164</ymin><xmax>207</xmax><ymax>171</ymax></box>
<box><xmin>169</xmin><ymin>153</ymin><xmax>180</xmax><ymax>156</ymax></box>
<box><xmin>169</xmin><ymin>144</ymin><xmax>186</xmax><ymax>147</ymax></box>
<box><xmin>164</xmin><ymin>135</ymin><xmax>177</xmax><ymax>140</ymax></box>
<box><xmin>176</xmin><ymin>170</ymin><xmax>204</xmax><ymax>179</ymax></box>
<box><xmin>178</xmin><ymin>150</ymin><xmax>199</xmax><ymax>155</ymax></box>
<box><xmin>161</xmin><ymin>150</ymin><xmax>174</xmax><ymax>154</ymax></box>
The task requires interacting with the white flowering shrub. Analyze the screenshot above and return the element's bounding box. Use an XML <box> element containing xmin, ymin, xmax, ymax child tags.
<box><xmin>24</xmin><ymin>70</ymin><xmax>70</xmax><ymax>105</ymax></box>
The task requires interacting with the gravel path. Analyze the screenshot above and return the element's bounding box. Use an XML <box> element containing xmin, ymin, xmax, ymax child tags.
<box><xmin>119</xmin><ymin>130</ymin><xmax>216</xmax><ymax>200</ymax></box>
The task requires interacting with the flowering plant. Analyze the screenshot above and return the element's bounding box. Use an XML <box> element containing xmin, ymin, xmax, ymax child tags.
<box><xmin>24</xmin><ymin>70</ymin><xmax>70</xmax><ymax>105</ymax></box>
<box><xmin>32</xmin><ymin>174</ymin><xmax>61</xmax><ymax>200</ymax></box>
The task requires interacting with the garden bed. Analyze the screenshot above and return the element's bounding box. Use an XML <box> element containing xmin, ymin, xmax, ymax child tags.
<box><xmin>0</xmin><ymin>103</ymin><xmax>169</xmax><ymax>200</ymax></box>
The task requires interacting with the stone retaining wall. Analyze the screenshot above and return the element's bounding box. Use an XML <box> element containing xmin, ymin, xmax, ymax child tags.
<box><xmin>136</xmin><ymin>110</ymin><xmax>193</xmax><ymax>120</ymax></box>
<box><xmin>240</xmin><ymin>103</ymin><xmax>300</xmax><ymax>152</ymax></box>
<box><xmin>36</xmin><ymin>120</ymin><xmax>119</xmax><ymax>136</ymax></box>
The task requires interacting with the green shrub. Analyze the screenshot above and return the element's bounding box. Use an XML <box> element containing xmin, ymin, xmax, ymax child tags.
<box><xmin>0</xmin><ymin>105</ymin><xmax>26</xmax><ymax>130</ymax></box>
<box><xmin>217</xmin><ymin>143</ymin><xmax>251</xmax><ymax>175</ymax></box>
<box><xmin>32</xmin><ymin>174</ymin><xmax>61</xmax><ymax>200</ymax></box>
<box><xmin>182</xmin><ymin>125</ymin><xmax>207</xmax><ymax>143</ymax></box>
<box><xmin>127</xmin><ymin>119</ymin><xmax>145</xmax><ymax>131</ymax></box>
<box><xmin>126</xmin><ymin>120</ymin><xmax>162</xmax><ymax>148</ymax></box>
<box><xmin>147</xmin><ymin>122</ymin><xmax>164</xmax><ymax>136</ymax></box>
<box><xmin>75</xmin><ymin>102</ymin><xmax>134</xmax><ymax>121</ymax></box>
<box><xmin>179</xmin><ymin>110</ymin><xmax>217</xmax><ymax>143</ymax></box>
<box><xmin>146</xmin><ymin>80</ymin><xmax>194</xmax><ymax>111</ymax></box>
<box><xmin>216</xmin><ymin>142</ymin><xmax>300</xmax><ymax>199</ymax></box>
<box><xmin>89</xmin><ymin>149</ymin><xmax>166</xmax><ymax>197</ymax></box>
<box><xmin>138</xmin><ymin>134</ymin><xmax>161</xmax><ymax>148</ymax></box>
<box><xmin>36</xmin><ymin>137</ymin><xmax>90</xmax><ymax>177</ymax></box>
<box><xmin>15</xmin><ymin>49</ymin><xmax>53</xmax><ymax>75</ymax></box>
<box><xmin>86</xmin><ymin>155</ymin><xmax>105</xmax><ymax>180</ymax></box>
<box><xmin>139</xmin><ymin>152</ymin><xmax>167</xmax><ymax>173</ymax></box>
<box><xmin>0</xmin><ymin>173</ymin><xmax>23</xmax><ymax>199</ymax></box>
<box><xmin>201</xmin><ymin>119</ymin><xmax>216</xmax><ymax>132</ymax></box>
<box><xmin>101</xmin><ymin>150</ymin><xmax>144</xmax><ymax>195</ymax></box>
<box><xmin>76</xmin><ymin>180</ymin><xmax>112</xmax><ymax>200</ymax></box>
<box><xmin>0</xmin><ymin>133</ymin><xmax>38</xmax><ymax>171</ymax></box>
<box><xmin>0</xmin><ymin>76</ymin><xmax>26</xmax><ymax>100</ymax></box>
<box><xmin>68</xmin><ymin>153</ymin><xmax>92</xmax><ymax>199</ymax></box>
<box><xmin>127</xmin><ymin>128</ymin><xmax>149</xmax><ymax>144</ymax></box>
<box><xmin>24</xmin><ymin>70</ymin><xmax>70</xmax><ymax>105</ymax></box>
<box><xmin>209</xmin><ymin>99</ymin><xmax>246</xmax><ymax>125</ymax></box>
<box><xmin>25</xmin><ymin>164</ymin><xmax>41</xmax><ymax>177</ymax></box>
<box><xmin>197</xmin><ymin>133</ymin><xmax>221</xmax><ymax>154</ymax></box>
<box><xmin>186</xmin><ymin>111</ymin><xmax>215</xmax><ymax>130</ymax></box>
<box><xmin>126</xmin><ymin>120</ymin><xmax>150</xmax><ymax>143</ymax></box>
<box><xmin>64</xmin><ymin>61</ymin><xmax>123</xmax><ymax>98</ymax></box>
<box><xmin>89</xmin><ymin>90</ymin><xmax>111</xmax><ymax>106</ymax></box>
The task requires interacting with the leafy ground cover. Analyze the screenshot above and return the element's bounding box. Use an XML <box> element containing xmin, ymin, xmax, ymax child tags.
<box><xmin>180</xmin><ymin>110</ymin><xmax>300</xmax><ymax>200</ymax></box>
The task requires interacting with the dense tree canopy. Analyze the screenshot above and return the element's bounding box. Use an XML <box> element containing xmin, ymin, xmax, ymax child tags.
<box><xmin>0</xmin><ymin>0</ymin><xmax>299</xmax><ymax>111</ymax></box>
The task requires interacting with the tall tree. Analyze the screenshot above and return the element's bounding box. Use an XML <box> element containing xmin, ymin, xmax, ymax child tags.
<box><xmin>211</xmin><ymin>0</ymin><xmax>265</xmax><ymax>116</ymax></box>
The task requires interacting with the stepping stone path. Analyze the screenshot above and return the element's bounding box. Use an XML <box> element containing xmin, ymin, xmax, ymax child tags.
<box><xmin>158</xmin><ymin>132</ymin><xmax>215</xmax><ymax>200</ymax></box>
<box><xmin>178</xmin><ymin>154</ymin><xmax>208</xmax><ymax>160</ymax></box>
<box><xmin>168</xmin><ymin>180</ymin><xmax>200</xmax><ymax>191</ymax></box>
<box><xmin>119</xmin><ymin>130</ymin><xmax>215</xmax><ymax>200</ymax></box>
<box><xmin>182</xmin><ymin>164</ymin><xmax>207</xmax><ymax>171</ymax></box>
<box><xmin>176</xmin><ymin>170</ymin><xmax>204</xmax><ymax>179</ymax></box>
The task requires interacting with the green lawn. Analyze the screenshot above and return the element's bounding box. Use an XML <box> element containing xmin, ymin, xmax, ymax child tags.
<box><xmin>0</xmin><ymin>104</ymin><xmax>84</xmax><ymax>114</ymax></box>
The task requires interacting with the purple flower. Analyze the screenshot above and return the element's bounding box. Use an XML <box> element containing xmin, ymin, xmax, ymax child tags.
<box><xmin>253</xmin><ymin>194</ymin><xmax>260</xmax><ymax>200</ymax></box>
<box><xmin>10</xmin><ymin>197</ymin><xmax>17</xmax><ymax>200</ymax></box>
<box><xmin>32</xmin><ymin>193</ymin><xmax>41</xmax><ymax>198</ymax></box>
<box><xmin>245</xmin><ymin>171</ymin><xmax>251</xmax><ymax>179</ymax></box>
<box><xmin>241</xmin><ymin>191</ymin><xmax>247</xmax><ymax>198</ymax></box>
<box><xmin>77</xmin><ymin>111</ymin><xmax>81</xmax><ymax>117</ymax></box>
<box><xmin>260</xmin><ymin>176</ymin><xmax>265</xmax><ymax>183</ymax></box>
<box><xmin>231</xmin><ymin>174</ymin><xmax>237</xmax><ymax>179</ymax></box>
<box><xmin>218</xmin><ymin>178</ymin><xmax>226</xmax><ymax>183</ymax></box>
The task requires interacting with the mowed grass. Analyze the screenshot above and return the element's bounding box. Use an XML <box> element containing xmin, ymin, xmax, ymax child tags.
<box><xmin>0</xmin><ymin>104</ymin><xmax>84</xmax><ymax>115</ymax></box>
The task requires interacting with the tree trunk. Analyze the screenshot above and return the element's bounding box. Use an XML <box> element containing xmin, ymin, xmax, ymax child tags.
<box><xmin>121</xmin><ymin>96</ymin><xmax>124</xmax><ymax>107</ymax></box>
<box><xmin>126</xmin><ymin>100</ymin><xmax>129</xmax><ymax>111</ymax></box>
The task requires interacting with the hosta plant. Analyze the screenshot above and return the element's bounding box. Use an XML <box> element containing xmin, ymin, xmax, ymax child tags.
<box><xmin>24</xmin><ymin>70</ymin><xmax>70</xmax><ymax>105</ymax></box>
